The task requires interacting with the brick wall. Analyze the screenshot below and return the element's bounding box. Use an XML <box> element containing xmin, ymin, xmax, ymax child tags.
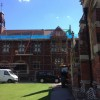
<box><xmin>80</xmin><ymin>61</ymin><xmax>90</xmax><ymax>80</ymax></box>
<box><xmin>94</xmin><ymin>56</ymin><xmax>100</xmax><ymax>83</ymax></box>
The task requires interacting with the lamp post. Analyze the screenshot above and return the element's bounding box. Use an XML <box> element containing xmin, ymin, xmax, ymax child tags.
<box><xmin>83</xmin><ymin>7</ymin><xmax>93</xmax><ymax>87</ymax></box>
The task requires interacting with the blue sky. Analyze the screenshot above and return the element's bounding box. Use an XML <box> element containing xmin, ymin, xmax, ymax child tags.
<box><xmin>1</xmin><ymin>0</ymin><xmax>83</xmax><ymax>34</ymax></box>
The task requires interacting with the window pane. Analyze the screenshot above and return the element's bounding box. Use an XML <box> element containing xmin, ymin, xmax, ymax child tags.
<box><xmin>34</xmin><ymin>43</ymin><xmax>41</xmax><ymax>52</ymax></box>
<box><xmin>4</xmin><ymin>71</ymin><xmax>9</xmax><ymax>75</ymax></box>
<box><xmin>2</xmin><ymin>44</ymin><xmax>10</xmax><ymax>53</ymax></box>
<box><xmin>18</xmin><ymin>44</ymin><xmax>25</xmax><ymax>53</ymax></box>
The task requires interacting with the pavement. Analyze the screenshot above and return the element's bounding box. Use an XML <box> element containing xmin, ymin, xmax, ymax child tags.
<box><xmin>50</xmin><ymin>83</ymin><xmax>75</xmax><ymax>100</ymax></box>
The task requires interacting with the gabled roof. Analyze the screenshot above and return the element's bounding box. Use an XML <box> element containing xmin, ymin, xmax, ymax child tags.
<box><xmin>53</xmin><ymin>26</ymin><xmax>65</xmax><ymax>32</ymax></box>
<box><xmin>50</xmin><ymin>26</ymin><xmax>66</xmax><ymax>37</ymax></box>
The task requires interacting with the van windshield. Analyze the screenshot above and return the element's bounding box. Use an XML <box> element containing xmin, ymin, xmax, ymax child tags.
<box><xmin>9</xmin><ymin>71</ymin><xmax>15</xmax><ymax>75</ymax></box>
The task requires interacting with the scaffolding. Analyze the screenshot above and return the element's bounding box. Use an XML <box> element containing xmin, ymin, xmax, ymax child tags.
<box><xmin>0</xmin><ymin>27</ymin><xmax>75</xmax><ymax>81</ymax></box>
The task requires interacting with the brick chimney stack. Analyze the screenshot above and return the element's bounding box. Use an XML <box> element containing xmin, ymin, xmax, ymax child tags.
<box><xmin>0</xmin><ymin>12</ymin><xmax>5</xmax><ymax>34</ymax></box>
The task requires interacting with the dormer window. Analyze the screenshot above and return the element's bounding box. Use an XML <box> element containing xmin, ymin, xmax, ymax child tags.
<box><xmin>51</xmin><ymin>26</ymin><xmax>66</xmax><ymax>38</ymax></box>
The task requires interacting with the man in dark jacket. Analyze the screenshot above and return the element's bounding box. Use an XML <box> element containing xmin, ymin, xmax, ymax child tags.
<box><xmin>61</xmin><ymin>68</ymin><xmax>68</xmax><ymax>88</ymax></box>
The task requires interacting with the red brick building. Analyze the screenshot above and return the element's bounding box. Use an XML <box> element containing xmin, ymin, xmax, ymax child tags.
<box><xmin>79</xmin><ymin>0</ymin><xmax>100</xmax><ymax>97</ymax></box>
<box><xmin>0</xmin><ymin>11</ymin><xmax>79</xmax><ymax>82</ymax></box>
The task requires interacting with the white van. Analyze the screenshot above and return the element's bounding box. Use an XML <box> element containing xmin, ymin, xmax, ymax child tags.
<box><xmin>0</xmin><ymin>69</ymin><xmax>18</xmax><ymax>83</ymax></box>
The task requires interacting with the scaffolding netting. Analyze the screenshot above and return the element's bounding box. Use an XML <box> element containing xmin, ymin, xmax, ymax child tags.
<box><xmin>0</xmin><ymin>33</ymin><xmax>78</xmax><ymax>40</ymax></box>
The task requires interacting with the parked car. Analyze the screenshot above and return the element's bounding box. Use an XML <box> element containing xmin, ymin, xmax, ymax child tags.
<box><xmin>36</xmin><ymin>71</ymin><xmax>60</xmax><ymax>83</ymax></box>
<box><xmin>0</xmin><ymin>69</ymin><xmax>18</xmax><ymax>83</ymax></box>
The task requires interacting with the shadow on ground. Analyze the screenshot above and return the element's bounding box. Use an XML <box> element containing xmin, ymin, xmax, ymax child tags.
<box><xmin>22</xmin><ymin>87</ymin><xmax>52</xmax><ymax>100</ymax></box>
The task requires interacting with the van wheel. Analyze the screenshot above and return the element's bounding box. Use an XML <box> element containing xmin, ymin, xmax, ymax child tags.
<box><xmin>7</xmin><ymin>79</ymin><xmax>12</xmax><ymax>83</ymax></box>
<box><xmin>40</xmin><ymin>79</ymin><xmax>44</xmax><ymax>83</ymax></box>
<box><xmin>55</xmin><ymin>79</ymin><xmax>59</xmax><ymax>83</ymax></box>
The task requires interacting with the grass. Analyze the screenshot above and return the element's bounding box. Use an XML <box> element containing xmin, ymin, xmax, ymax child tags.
<box><xmin>0</xmin><ymin>83</ymin><xmax>52</xmax><ymax>100</ymax></box>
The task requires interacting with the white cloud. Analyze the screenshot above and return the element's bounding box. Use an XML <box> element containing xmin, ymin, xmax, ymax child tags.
<box><xmin>18</xmin><ymin>0</ymin><xmax>31</xmax><ymax>2</ymax></box>
<box><xmin>56</xmin><ymin>16</ymin><xmax>60</xmax><ymax>19</ymax></box>
<box><xmin>67</xmin><ymin>16</ymin><xmax>71</xmax><ymax>19</ymax></box>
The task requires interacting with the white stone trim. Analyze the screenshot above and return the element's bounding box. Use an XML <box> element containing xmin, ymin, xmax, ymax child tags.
<box><xmin>95</xmin><ymin>21</ymin><xmax>100</xmax><ymax>27</ymax></box>
<box><xmin>94</xmin><ymin>44</ymin><xmax>100</xmax><ymax>53</ymax></box>
<box><xmin>83</xmin><ymin>0</ymin><xmax>89</xmax><ymax>8</ymax></box>
<box><xmin>97</xmin><ymin>0</ymin><xmax>100</xmax><ymax>8</ymax></box>
<box><xmin>80</xmin><ymin>80</ymin><xmax>90</xmax><ymax>84</ymax></box>
<box><xmin>75</xmin><ymin>63</ymin><xmax>80</xmax><ymax>67</ymax></box>
<box><xmin>97</xmin><ymin>85</ymin><xmax>100</xmax><ymax>89</ymax></box>
<box><xmin>93</xmin><ymin>81</ymin><xmax>97</xmax><ymax>84</ymax></box>
<box><xmin>80</xmin><ymin>55</ymin><xmax>89</xmax><ymax>60</ymax></box>
<box><xmin>80</xmin><ymin>23</ymin><xmax>86</xmax><ymax>29</ymax></box>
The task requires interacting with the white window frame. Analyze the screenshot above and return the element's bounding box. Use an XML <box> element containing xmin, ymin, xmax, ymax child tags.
<box><xmin>34</xmin><ymin>43</ymin><xmax>41</xmax><ymax>53</ymax></box>
<box><xmin>18</xmin><ymin>43</ymin><xmax>25</xmax><ymax>53</ymax></box>
<box><xmin>55</xmin><ymin>58</ymin><xmax>64</xmax><ymax>65</ymax></box>
<box><xmin>62</xmin><ymin>45</ymin><xmax>67</xmax><ymax>52</ymax></box>
<box><xmin>2</xmin><ymin>44</ymin><xmax>10</xmax><ymax>53</ymax></box>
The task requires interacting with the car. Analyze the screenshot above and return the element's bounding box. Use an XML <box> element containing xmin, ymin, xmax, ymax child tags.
<box><xmin>0</xmin><ymin>69</ymin><xmax>18</xmax><ymax>83</ymax></box>
<box><xmin>36</xmin><ymin>71</ymin><xmax>60</xmax><ymax>83</ymax></box>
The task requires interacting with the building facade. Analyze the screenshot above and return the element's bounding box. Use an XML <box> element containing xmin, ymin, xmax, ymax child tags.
<box><xmin>0</xmin><ymin>12</ymin><xmax>79</xmax><ymax>82</ymax></box>
<box><xmin>79</xmin><ymin>0</ymin><xmax>100</xmax><ymax>97</ymax></box>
